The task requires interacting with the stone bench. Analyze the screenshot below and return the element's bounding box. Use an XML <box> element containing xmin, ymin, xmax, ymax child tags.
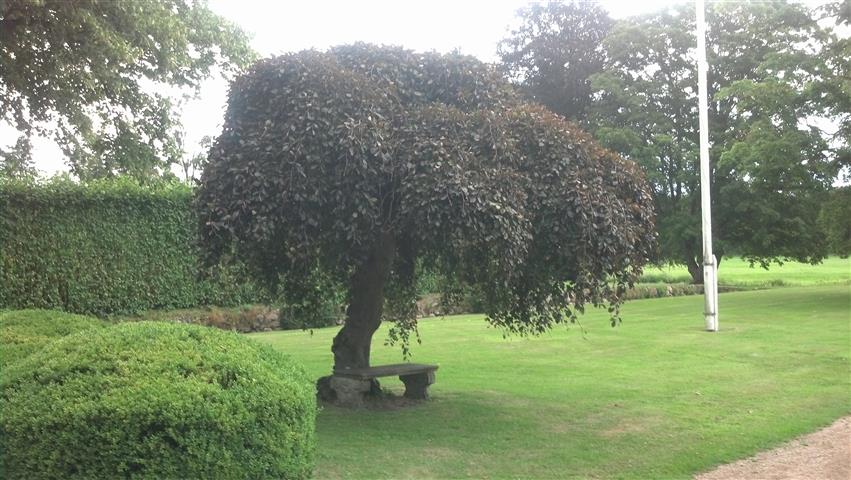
<box><xmin>330</xmin><ymin>363</ymin><xmax>438</xmax><ymax>405</ymax></box>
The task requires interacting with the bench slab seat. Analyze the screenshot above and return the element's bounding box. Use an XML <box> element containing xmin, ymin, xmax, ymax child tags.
<box><xmin>330</xmin><ymin>363</ymin><xmax>438</xmax><ymax>405</ymax></box>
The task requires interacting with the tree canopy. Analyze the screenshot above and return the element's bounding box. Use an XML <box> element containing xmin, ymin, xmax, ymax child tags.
<box><xmin>498</xmin><ymin>1</ymin><xmax>613</xmax><ymax>124</ymax></box>
<box><xmin>818</xmin><ymin>186</ymin><xmax>851</xmax><ymax>256</ymax></box>
<box><xmin>586</xmin><ymin>1</ymin><xmax>843</xmax><ymax>281</ymax></box>
<box><xmin>819</xmin><ymin>1</ymin><xmax>850</xmax><ymax>180</ymax></box>
<box><xmin>499</xmin><ymin>1</ymin><xmax>847</xmax><ymax>283</ymax></box>
<box><xmin>0</xmin><ymin>135</ymin><xmax>34</xmax><ymax>179</ymax></box>
<box><xmin>196</xmin><ymin>44</ymin><xmax>656</xmax><ymax>369</ymax></box>
<box><xmin>0</xmin><ymin>0</ymin><xmax>255</xmax><ymax>180</ymax></box>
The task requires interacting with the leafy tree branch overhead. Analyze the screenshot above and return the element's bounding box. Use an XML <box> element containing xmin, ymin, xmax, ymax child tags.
<box><xmin>0</xmin><ymin>0</ymin><xmax>255</xmax><ymax>180</ymax></box>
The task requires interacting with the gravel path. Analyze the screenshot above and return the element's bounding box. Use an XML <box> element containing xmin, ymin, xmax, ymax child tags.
<box><xmin>696</xmin><ymin>416</ymin><xmax>851</xmax><ymax>480</ymax></box>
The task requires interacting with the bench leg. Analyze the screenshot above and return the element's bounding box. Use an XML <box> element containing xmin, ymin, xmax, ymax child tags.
<box><xmin>400</xmin><ymin>371</ymin><xmax>435</xmax><ymax>399</ymax></box>
<box><xmin>330</xmin><ymin>376</ymin><xmax>371</xmax><ymax>406</ymax></box>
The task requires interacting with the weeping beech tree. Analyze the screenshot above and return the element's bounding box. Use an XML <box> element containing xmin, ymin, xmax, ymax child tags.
<box><xmin>196</xmin><ymin>44</ymin><xmax>656</xmax><ymax>374</ymax></box>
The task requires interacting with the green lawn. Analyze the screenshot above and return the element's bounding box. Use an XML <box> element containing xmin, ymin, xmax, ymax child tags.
<box><xmin>640</xmin><ymin>256</ymin><xmax>850</xmax><ymax>287</ymax></box>
<box><xmin>250</xmin><ymin>285</ymin><xmax>850</xmax><ymax>479</ymax></box>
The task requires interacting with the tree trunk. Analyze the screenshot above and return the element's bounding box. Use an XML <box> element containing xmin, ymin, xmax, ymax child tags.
<box><xmin>686</xmin><ymin>256</ymin><xmax>703</xmax><ymax>285</ymax></box>
<box><xmin>331</xmin><ymin>232</ymin><xmax>396</xmax><ymax>371</ymax></box>
<box><xmin>687</xmin><ymin>251</ymin><xmax>724</xmax><ymax>285</ymax></box>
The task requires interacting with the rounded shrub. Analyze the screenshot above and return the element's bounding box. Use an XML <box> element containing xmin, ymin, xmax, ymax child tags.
<box><xmin>0</xmin><ymin>309</ymin><xmax>106</xmax><ymax>367</ymax></box>
<box><xmin>0</xmin><ymin>321</ymin><xmax>316</xmax><ymax>479</ymax></box>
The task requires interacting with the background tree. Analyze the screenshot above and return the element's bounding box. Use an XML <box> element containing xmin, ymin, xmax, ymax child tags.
<box><xmin>818</xmin><ymin>186</ymin><xmax>851</xmax><ymax>256</ymax></box>
<box><xmin>0</xmin><ymin>0</ymin><xmax>255</xmax><ymax>181</ymax></box>
<box><xmin>498</xmin><ymin>1</ymin><xmax>613</xmax><ymax>124</ymax></box>
<box><xmin>0</xmin><ymin>135</ymin><xmax>35</xmax><ymax>179</ymax></box>
<box><xmin>587</xmin><ymin>1</ymin><xmax>841</xmax><ymax>282</ymax></box>
<box><xmin>196</xmin><ymin>45</ymin><xmax>655</xmax><ymax>377</ymax></box>
<box><xmin>816</xmin><ymin>1</ymin><xmax>850</xmax><ymax>181</ymax></box>
<box><xmin>176</xmin><ymin>134</ymin><xmax>213</xmax><ymax>183</ymax></box>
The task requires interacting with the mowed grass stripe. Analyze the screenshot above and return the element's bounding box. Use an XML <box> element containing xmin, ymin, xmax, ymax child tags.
<box><xmin>250</xmin><ymin>285</ymin><xmax>850</xmax><ymax>479</ymax></box>
<box><xmin>640</xmin><ymin>256</ymin><xmax>850</xmax><ymax>287</ymax></box>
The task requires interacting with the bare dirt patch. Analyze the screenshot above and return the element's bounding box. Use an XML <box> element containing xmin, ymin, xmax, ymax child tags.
<box><xmin>696</xmin><ymin>416</ymin><xmax>851</xmax><ymax>480</ymax></box>
<box><xmin>599</xmin><ymin>416</ymin><xmax>662</xmax><ymax>438</ymax></box>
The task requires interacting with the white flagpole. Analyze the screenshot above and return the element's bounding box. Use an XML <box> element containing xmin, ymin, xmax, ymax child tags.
<box><xmin>696</xmin><ymin>0</ymin><xmax>719</xmax><ymax>331</ymax></box>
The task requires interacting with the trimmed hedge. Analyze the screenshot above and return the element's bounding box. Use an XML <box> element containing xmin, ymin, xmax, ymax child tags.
<box><xmin>0</xmin><ymin>178</ymin><xmax>264</xmax><ymax>316</ymax></box>
<box><xmin>0</xmin><ymin>309</ymin><xmax>106</xmax><ymax>367</ymax></box>
<box><xmin>0</xmin><ymin>321</ymin><xmax>317</xmax><ymax>479</ymax></box>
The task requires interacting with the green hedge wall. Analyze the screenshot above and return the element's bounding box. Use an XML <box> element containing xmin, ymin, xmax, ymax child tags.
<box><xmin>0</xmin><ymin>179</ymin><xmax>264</xmax><ymax>316</ymax></box>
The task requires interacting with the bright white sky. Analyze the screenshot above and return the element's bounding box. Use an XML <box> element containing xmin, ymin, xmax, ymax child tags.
<box><xmin>3</xmin><ymin>0</ymin><xmax>685</xmax><ymax>176</ymax></box>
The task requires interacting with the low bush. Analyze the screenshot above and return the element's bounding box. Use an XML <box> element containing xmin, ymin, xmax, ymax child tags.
<box><xmin>415</xmin><ymin>267</ymin><xmax>442</xmax><ymax>297</ymax></box>
<box><xmin>194</xmin><ymin>305</ymin><xmax>281</xmax><ymax>332</ymax></box>
<box><xmin>277</xmin><ymin>272</ymin><xmax>347</xmax><ymax>330</ymax></box>
<box><xmin>122</xmin><ymin>305</ymin><xmax>280</xmax><ymax>333</ymax></box>
<box><xmin>416</xmin><ymin>293</ymin><xmax>480</xmax><ymax>318</ymax></box>
<box><xmin>622</xmin><ymin>283</ymin><xmax>701</xmax><ymax>300</ymax></box>
<box><xmin>0</xmin><ymin>309</ymin><xmax>106</xmax><ymax>367</ymax></box>
<box><xmin>0</xmin><ymin>321</ymin><xmax>317</xmax><ymax>479</ymax></box>
<box><xmin>279</xmin><ymin>301</ymin><xmax>344</xmax><ymax>330</ymax></box>
<box><xmin>638</xmin><ymin>272</ymin><xmax>693</xmax><ymax>284</ymax></box>
<box><xmin>623</xmin><ymin>283</ymin><xmax>746</xmax><ymax>300</ymax></box>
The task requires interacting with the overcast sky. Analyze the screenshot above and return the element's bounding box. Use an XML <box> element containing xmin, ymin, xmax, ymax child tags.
<box><xmin>9</xmin><ymin>0</ymin><xmax>685</xmax><ymax>176</ymax></box>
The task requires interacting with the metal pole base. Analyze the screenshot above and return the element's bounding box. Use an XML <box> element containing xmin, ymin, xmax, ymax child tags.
<box><xmin>704</xmin><ymin>255</ymin><xmax>719</xmax><ymax>332</ymax></box>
